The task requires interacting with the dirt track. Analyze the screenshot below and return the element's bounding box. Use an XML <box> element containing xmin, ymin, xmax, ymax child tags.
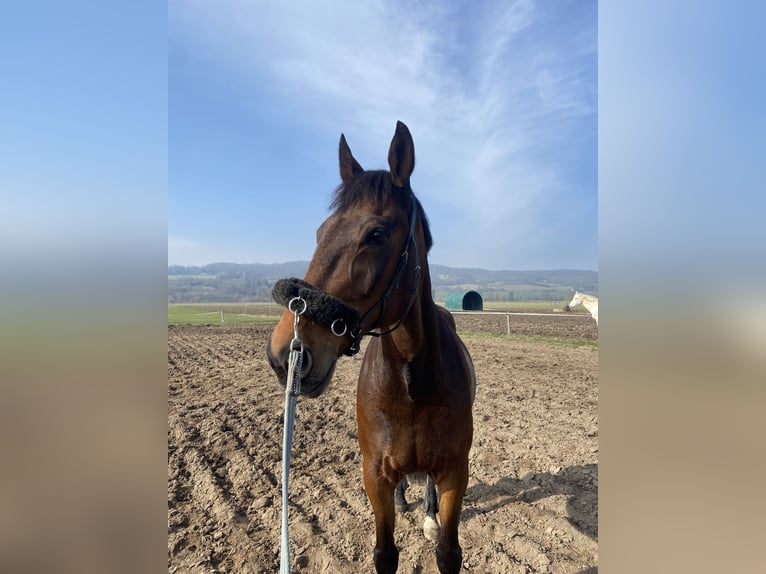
<box><xmin>168</xmin><ymin>314</ymin><xmax>598</xmax><ymax>573</ymax></box>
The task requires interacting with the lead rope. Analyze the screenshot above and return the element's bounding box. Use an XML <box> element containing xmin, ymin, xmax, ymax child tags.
<box><xmin>280</xmin><ymin>296</ymin><xmax>306</xmax><ymax>574</ymax></box>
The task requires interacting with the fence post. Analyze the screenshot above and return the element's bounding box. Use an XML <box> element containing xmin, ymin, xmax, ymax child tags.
<box><xmin>506</xmin><ymin>313</ymin><xmax>510</xmax><ymax>335</ymax></box>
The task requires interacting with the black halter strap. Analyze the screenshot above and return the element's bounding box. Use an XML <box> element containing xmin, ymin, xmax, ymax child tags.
<box><xmin>352</xmin><ymin>195</ymin><xmax>420</xmax><ymax>350</ymax></box>
<box><xmin>271</xmin><ymin>194</ymin><xmax>421</xmax><ymax>356</ymax></box>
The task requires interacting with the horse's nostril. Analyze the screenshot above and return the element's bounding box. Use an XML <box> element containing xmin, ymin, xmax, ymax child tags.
<box><xmin>300</xmin><ymin>349</ymin><xmax>313</xmax><ymax>377</ymax></box>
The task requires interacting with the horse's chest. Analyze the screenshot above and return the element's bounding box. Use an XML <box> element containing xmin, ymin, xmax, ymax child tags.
<box><xmin>370</xmin><ymin>401</ymin><xmax>463</xmax><ymax>468</ymax></box>
<box><xmin>358</xmin><ymin>362</ymin><xmax>470</xmax><ymax>472</ymax></box>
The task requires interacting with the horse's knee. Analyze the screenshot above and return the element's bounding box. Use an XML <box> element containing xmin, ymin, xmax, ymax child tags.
<box><xmin>435</xmin><ymin>542</ymin><xmax>462</xmax><ymax>574</ymax></box>
<box><xmin>373</xmin><ymin>543</ymin><xmax>399</xmax><ymax>574</ymax></box>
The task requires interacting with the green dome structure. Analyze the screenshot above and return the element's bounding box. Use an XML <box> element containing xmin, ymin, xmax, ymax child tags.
<box><xmin>444</xmin><ymin>290</ymin><xmax>483</xmax><ymax>311</ymax></box>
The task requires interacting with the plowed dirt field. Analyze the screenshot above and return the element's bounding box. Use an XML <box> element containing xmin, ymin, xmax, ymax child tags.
<box><xmin>168</xmin><ymin>313</ymin><xmax>598</xmax><ymax>573</ymax></box>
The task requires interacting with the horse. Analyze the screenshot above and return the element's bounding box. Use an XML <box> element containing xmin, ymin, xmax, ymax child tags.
<box><xmin>267</xmin><ymin>121</ymin><xmax>476</xmax><ymax>574</ymax></box>
<box><xmin>565</xmin><ymin>290</ymin><xmax>599</xmax><ymax>325</ymax></box>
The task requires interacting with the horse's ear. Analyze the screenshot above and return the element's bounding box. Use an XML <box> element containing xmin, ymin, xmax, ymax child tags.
<box><xmin>339</xmin><ymin>134</ymin><xmax>364</xmax><ymax>183</ymax></box>
<box><xmin>388</xmin><ymin>121</ymin><xmax>415</xmax><ymax>188</ymax></box>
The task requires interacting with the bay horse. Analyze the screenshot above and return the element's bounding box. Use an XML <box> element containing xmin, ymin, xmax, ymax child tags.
<box><xmin>267</xmin><ymin>121</ymin><xmax>476</xmax><ymax>573</ymax></box>
<box><xmin>565</xmin><ymin>290</ymin><xmax>599</xmax><ymax>325</ymax></box>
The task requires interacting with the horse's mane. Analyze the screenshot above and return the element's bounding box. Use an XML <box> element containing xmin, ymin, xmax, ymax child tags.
<box><xmin>331</xmin><ymin>170</ymin><xmax>433</xmax><ymax>252</ymax></box>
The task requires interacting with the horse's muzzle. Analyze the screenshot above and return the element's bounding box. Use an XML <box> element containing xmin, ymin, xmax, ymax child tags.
<box><xmin>266</xmin><ymin>338</ymin><xmax>335</xmax><ymax>398</ymax></box>
<box><xmin>297</xmin><ymin>360</ymin><xmax>337</xmax><ymax>398</ymax></box>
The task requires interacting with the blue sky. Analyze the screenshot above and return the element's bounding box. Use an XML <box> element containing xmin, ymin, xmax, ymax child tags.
<box><xmin>169</xmin><ymin>0</ymin><xmax>597</xmax><ymax>271</ymax></box>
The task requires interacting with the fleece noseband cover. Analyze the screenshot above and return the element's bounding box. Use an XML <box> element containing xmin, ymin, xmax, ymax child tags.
<box><xmin>271</xmin><ymin>277</ymin><xmax>361</xmax><ymax>334</ymax></box>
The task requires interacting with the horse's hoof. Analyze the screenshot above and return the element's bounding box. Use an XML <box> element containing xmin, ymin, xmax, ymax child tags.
<box><xmin>395</xmin><ymin>501</ymin><xmax>409</xmax><ymax>513</ymax></box>
<box><xmin>423</xmin><ymin>515</ymin><xmax>440</xmax><ymax>542</ymax></box>
<box><xmin>373</xmin><ymin>544</ymin><xmax>399</xmax><ymax>574</ymax></box>
<box><xmin>436</xmin><ymin>543</ymin><xmax>462</xmax><ymax>574</ymax></box>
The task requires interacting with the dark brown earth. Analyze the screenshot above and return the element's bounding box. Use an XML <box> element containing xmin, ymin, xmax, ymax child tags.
<box><xmin>168</xmin><ymin>313</ymin><xmax>598</xmax><ymax>573</ymax></box>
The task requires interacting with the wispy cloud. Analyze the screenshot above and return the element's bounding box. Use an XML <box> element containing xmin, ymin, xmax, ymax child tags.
<box><xmin>170</xmin><ymin>0</ymin><xmax>596</xmax><ymax>269</ymax></box>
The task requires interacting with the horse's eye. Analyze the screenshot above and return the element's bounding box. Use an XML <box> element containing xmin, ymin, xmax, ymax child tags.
<box><xmin>365</xmin><ymin>227</ymin><xmax>389</xmax><ymax>246</ymax></box>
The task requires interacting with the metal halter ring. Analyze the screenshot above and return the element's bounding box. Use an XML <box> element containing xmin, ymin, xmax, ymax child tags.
<box><xmin>330</xmin><ymin>318</ymin><xmax>348</xmax><ymax>337</ymax></box>
<box><xmin>288</xmin><ymin>296</ymin><xmax>307</xmax><ymax>315</ymax></box>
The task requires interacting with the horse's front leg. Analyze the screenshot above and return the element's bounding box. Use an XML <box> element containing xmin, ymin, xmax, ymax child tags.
<box><xmin>363</xmin><ymin>459</ymin><xmax>399</xmax><ymax>573</ymax></box>
<box><xmin>434</xmin><ymin>460</ymin><xmax>469</xmax><ymax>574</ymax></box>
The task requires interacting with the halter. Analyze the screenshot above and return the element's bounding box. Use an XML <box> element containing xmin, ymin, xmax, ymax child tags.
<box><xmin>272</xmin><ymin>194</ymin><xmax>421</xmax><ymax>356</ymax></box>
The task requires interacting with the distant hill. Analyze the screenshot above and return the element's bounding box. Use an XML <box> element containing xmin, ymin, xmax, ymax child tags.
<box><xmin>168</xmin><ymin>262</ymin><xmax>597</xmax><ymax>303</ymax></box>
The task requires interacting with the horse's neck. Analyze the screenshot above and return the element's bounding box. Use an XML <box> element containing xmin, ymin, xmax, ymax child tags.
<box><xmin>378</xmin><ymin>240</ymin><xmax>443</xmax><ymax>400</ymax></box>
<box><xmin>386</xmin><ymin>294</ymin><xmax>443</xmax><ymax>400</ymax></box>
<box><xmin>581</xmin><ymin>295</ymin><xmax>597</xmax><ymax>312</ymax></box>
<box><xmin>386</xmin><ymin>268</ymin><xmax>437</xmax><ymax>364</ymax></box>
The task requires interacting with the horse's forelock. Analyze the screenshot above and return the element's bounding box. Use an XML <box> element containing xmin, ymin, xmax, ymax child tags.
<box><xmin>331</xmin><ymin>170</ymin><xmax>403</xmax><ymax>211</ymax></box>
<box><xmin>330</xmin><ymin>170</ymin><xmax>433</xmax><ymax>252</ymax></box>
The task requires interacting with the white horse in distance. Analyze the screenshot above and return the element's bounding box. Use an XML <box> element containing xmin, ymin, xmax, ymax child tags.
<box><xmin>565</xmin><ymin>291</ymin><xmax>598</xmax><ymax>325</ymax></box>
